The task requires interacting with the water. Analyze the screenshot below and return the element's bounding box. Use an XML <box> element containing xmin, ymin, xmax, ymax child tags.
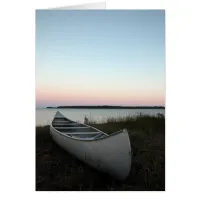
<box><xmin>36</xmin><ymin>108</ymin><xmax>165</xmax><ymax>126</ymax></box>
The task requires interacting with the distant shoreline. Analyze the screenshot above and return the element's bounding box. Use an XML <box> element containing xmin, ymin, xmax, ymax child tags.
<box><xmin>46</xmin><ymin>106</ymin><xmax>165</xmax><ymax>109</ymax></box>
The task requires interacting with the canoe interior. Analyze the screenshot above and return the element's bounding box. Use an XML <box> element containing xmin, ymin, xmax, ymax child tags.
<box><xmin>52</xmin><ymin>117</ymin><xmax>106</xmax><ymax>140</ymax></box>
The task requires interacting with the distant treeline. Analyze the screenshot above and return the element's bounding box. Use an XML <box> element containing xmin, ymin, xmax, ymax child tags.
<box><xmin>46</xmin><ymin>106</ymin><xmax>165</xmax><ymax>109</ymax></box>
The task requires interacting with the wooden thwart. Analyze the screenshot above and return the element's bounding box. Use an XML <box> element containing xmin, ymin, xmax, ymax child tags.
<box><xmin>54</xmin><ymin>126</ymin><xmax>88</xmax><ymax>129</ymax></box>
<box><xmin>52</xmin><ymin>121</ymin><xmax>73</xmax><ymax>124</ymax></box>
<box><xmin>65</xmin><ymin>131</ymin><xmax>101</xmax><ymax>135</ymax></box>
<box><xmin>52</xmin><ymin>122</ymin><xmax>79</xmax><ymax>125</ymax></box>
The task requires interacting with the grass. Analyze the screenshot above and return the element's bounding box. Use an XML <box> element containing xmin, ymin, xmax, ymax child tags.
<box><xmin>36</xmin><ymin>114</ymin><xmax>165</xmax><ymax>191</ymax></box>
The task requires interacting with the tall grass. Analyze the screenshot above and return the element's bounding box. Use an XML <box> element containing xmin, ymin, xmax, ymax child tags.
<box><xmin>88</xmin><ymin>113</ymin><xmax>165</xmax><ymax>134</ymax></box>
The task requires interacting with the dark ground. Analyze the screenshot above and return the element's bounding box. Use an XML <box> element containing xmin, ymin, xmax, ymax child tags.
<box><xmin>36</xmin><ymin>115</ymin><xmax>165</xmax><ymax>191</ymax></box>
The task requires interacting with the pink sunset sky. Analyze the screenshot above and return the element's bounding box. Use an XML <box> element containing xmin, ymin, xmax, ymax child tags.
<box><xmin>36</xmin><ymin>10</ymin><xmax>165</xmax><ymax>108</ymax></box>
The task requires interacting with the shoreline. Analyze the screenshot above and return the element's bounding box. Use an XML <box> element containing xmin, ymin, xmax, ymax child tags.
<box><xmin>36</xmin><ymin>115</ymin><xmax>165</xmax><ymax>191</ymax></box>
<box><xmin>45</xmin><ymin>106</ymin><xmax>165</xmax><ymax>109</ymax></box>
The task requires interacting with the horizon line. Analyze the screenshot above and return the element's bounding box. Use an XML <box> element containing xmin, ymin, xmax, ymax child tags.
<box><xmin>36</xmin><ymin>105</ymin><xmax>165</xmax><ymax>109</ymax></box>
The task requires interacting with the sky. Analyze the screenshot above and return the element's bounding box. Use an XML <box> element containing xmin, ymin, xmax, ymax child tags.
<box><xmin>36</xmin><ymin>10</ymin><xmax>165</xmax><ymax>108</ymax></box>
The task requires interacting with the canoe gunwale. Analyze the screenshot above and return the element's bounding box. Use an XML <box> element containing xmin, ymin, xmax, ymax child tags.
<box><xmin>50</xmin><ymin>123</ymin><xmax>126</xmax><ymax>142</ymax></box>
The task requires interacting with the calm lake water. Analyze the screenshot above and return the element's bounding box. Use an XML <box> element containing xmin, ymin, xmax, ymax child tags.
<box><xmin>36</xmin><ymin>108</ymin><xmax>165</xmax><ymax>126</ymax></box>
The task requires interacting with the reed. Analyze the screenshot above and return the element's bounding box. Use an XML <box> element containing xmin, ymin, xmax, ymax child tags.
<box><xmin>36</xmin><ymin>114</ymin><xmax>165</xmax><ymax>191</ymax></box>
<box><xmin>88</xmin><ymin>113</ymin><xmax>165</xmax><ymax>134</ymax></box>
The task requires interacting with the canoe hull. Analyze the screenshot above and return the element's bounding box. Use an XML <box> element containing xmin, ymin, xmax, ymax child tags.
<box><xmin>50</xmin><ymin>126</ymin><xmax>132</xmax><ymax>180</ymax></box>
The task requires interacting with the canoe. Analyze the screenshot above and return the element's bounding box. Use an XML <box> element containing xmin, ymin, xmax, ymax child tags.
<box><xmin>50</xmin><ymin>111</ymin><xmax>132</xmax><ymax>180</ymax></box>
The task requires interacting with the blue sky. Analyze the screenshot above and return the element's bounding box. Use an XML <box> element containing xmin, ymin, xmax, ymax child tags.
<box><xmin>36</xmin><ymin>10</ymin><xmax>165</xmax><ymax>108</ymax></box>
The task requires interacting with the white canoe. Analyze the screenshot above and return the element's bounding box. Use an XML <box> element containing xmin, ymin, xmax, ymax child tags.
<box><xmin>50</xmin><ymin>111</ymin><xmax>132</xmax><ymax>180</ymax></box>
